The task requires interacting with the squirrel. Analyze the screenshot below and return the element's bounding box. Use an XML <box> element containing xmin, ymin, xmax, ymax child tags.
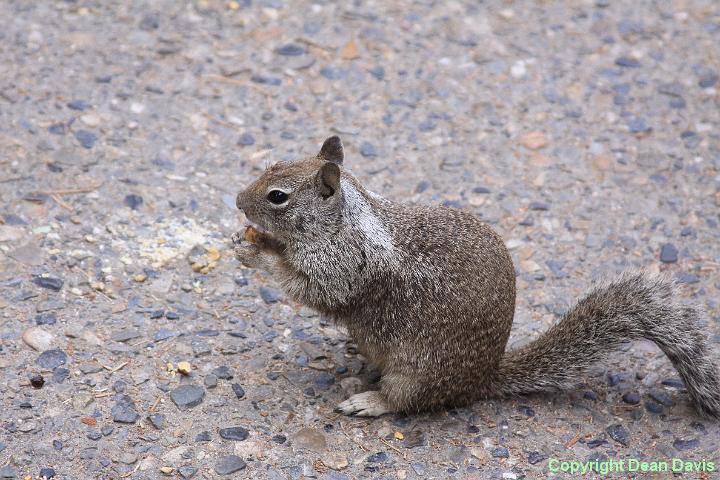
<box><xmin>232</xmin><ymin>136</ymin><xmax>720</xmax><ymax>418</ymax></box>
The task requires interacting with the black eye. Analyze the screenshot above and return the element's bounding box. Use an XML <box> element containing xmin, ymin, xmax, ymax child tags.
<box><xmin>267</xmin><ymin>190</ymin><xmax>289</xmax><ymax>205</ymax></box>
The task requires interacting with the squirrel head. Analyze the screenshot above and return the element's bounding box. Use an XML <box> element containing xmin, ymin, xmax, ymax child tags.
<box><xmin>236</xmin><ymin>136</ymin><xmax>347</xmax><ymax>242</ymax></box>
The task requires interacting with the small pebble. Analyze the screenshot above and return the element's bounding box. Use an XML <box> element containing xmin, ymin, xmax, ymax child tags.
<box><xmin>30</xmin><ymin>374</ymin><xmax>45</xmax><ymax>389</ymax></box>
<box><xmin>492</xmin><ymin>447</ymin><xmax>510</xmax><ymax>458</ymax></box>
<box><xmin>74</xmin><ymin>130</ymin><xmax>97</xmax><ymax>148</ymax></box>
<box><xmin>606</xmin><ymin>424</ymin><xmax>630</xmax><ymax>446</ymax></box>
<box><xmin>660</xmin><ymin>243</ymin><xmax>678</xmax><ymax>263</ymax></box>
<box><xmin>39</xmin><ymin>467</ymin><xmax>56</xmax><ymax>479</ymax></box>
<box><xmin>124</xmin><ymin>194</ymin><xmax>144</xmax><ymax>210</ymax></box>
<box><xmin>219</xmin><ymin>426</ymin><xmax>249</xmax><ymax>441</ymax></box>
<box><xmin>204</xmin><ymin>374</ymin><xmax>218</xmax><ymax>389</ymax></box>
<box><xmin>37</xmin><ymin>349</ymin><xmax>68</xmax><ymax>369</ymax></box>
<box><xmin>622</xmin><ymin>392</ymin><xmax>640</xmax><ymax>405</ymax></box>
<box><xmin>170</xmin><ymin>385</ymin><xmax>205</xmax><ymax>409</ymax></box>
<box><xmin>214</xmin><ymin>455</ymin><xmax>246</xmax><ymax>475</ymax></box>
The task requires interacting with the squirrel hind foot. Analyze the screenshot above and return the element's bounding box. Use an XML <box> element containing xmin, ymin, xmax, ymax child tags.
<box><xmin>335</xmin><ymin>391</ymin><xmax>392</xmax><ymax>417</ymax></box>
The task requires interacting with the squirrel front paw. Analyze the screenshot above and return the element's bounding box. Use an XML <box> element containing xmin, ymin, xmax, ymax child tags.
<box><xmin>234</xmin><ymin>241</ymin><xmax>264</xmax><ymax>269</ymax></box>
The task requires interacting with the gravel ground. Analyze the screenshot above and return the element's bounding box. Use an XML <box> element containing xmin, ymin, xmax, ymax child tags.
<box><xmin>1</xmin><ymin>0</ymin><xmax>720</xmax><ymax>479</ymax></box>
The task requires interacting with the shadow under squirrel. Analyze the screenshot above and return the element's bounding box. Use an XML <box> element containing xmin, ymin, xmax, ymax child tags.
<box><xmin>232</xmin><ymin>136</ymin><xmax>720</xmax><ymax>418</ymax></box>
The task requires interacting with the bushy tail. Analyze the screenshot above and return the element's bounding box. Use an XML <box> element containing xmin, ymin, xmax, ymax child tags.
<box><xmin>492</xmin><ymin>272</ymin><xmax>720</xmax><ymax>418</ymax></box>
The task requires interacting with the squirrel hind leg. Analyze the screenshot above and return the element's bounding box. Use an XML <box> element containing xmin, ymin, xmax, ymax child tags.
<box><xmin>335</xmin><ymin>391</ymin><xmax>392</xmax><ymax>417</ymax></box>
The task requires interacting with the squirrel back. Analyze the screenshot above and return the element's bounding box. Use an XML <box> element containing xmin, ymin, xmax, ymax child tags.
<box><xmin>234</xmin><ymin>136</ymin><xmax>720</xmax><ymax>418</ymax></box>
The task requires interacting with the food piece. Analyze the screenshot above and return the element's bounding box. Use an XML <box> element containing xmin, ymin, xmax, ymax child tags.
<box><xmin>177</xmin><ymin>361</ymin><xmax>192</xmax><ymax>375</ymax></box>
<box><xmin>244</xmin><ymin>225</ymin><xmax>261</xmax><ymax>244</ymax></box>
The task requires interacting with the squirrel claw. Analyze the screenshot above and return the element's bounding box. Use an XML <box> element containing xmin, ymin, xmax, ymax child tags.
<box><xmin>335</xmin><ymin>391</ymin><xmax>392</xmax><ymax>417</ymax></box>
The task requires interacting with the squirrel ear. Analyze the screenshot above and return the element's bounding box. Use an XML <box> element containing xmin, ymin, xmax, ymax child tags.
<box><xmin>318</xmin><ymin>136</ymin><xmax>344</xmax><ymax>165</ymax></box>
<box><xmin>315</xmin><ymin>162</ymin><xmax>341</xmax><ymax>198</ymax></box>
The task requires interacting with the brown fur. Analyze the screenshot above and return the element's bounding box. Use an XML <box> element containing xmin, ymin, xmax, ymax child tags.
<box><xmin>232</xmin><ymin>136</ymin><xmax>720</xmax><ymax>418</ymax></box>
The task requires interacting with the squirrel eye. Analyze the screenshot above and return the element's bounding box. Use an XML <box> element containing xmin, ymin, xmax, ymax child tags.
<box><xmin>267</xmin><ymin>190</ymin><xmax>289</xmax><ymax>205</ymax></box>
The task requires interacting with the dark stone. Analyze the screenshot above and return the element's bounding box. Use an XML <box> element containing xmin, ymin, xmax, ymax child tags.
<box><xmin>232</xmin><ymin>383</ymin><xmax>245</xmax><ymax>399</ymax></box>
<box><xmin>415</xmin><ymin>180</ymin><xmax>431</xmax><ymax>193</ymax></box>
<box><xmin>690</xmin><ymin>422</ymin><xmax>706</xmax><ymax>433</ymax></box>
<box><xmin>48</xmin><ymin>123</ymin><xmax>66</xmax><ymax>135</ymax></box>
<box><xmin>33</xmin><ymin>276</ymin><xmax>64</xmax><ymax>291</ymax></box>
<box><xmin>673</xmin><ymin>438</ymin><xmax>700</xmax><ymax>451</ymax></box>
<box><xmin>584</xmin><ymin>390</ymin><xmax>598</xmax><ymax>401</ymax></box>
<box><xmin>196</xmin><ymin>329</ymin><xmax>219</xmax><ymax>337</ymax></box>
<box><xmin>204</xmin><ymin>374</ymin><xmax>218</xmax><ymax>389</ymax></box>
<box><xmin>178</xmin><ymin>466</ymin><xmax>197</xmax><ymax>479</ymax></box>
<box><xmin>214</xmin><ymin>455</ymin><xmax>246</xmax><ymax>475</ymax></box>
<box><xmin>195</xmin><ymin>431</ymin><xmax>211</xmax><ymax>442</ymax></box>
<box><xmin>67</xmin><ymin>100</ymin><xmax>91</xmax><ymax>111</ymax></box>
<box><xmin>112</xmin><ymin>394</ymin><xmax>139</xmax><ymax>423</ymax></box>
<box><xmin>166</xmin><ymin>311</ymin><xmax>179</xmax><ymax>320</ymax></box>
<box><xmin>528</xmin><ymin>452</ymin><xmax>547</xmax><ymax>464</ymax></box>
<box><xmin>74</xmin><ymin>130</ymin><xmax>97</xmax><ymax>148</ymax></box>
<box><xmin>219</xmin><ymin>426</ymin><xmax>249</xmax><ymax>441</ymax></box>
<box><xmin>627</xmin><ymin>116</ymin><xmax>650</xmax><ymax>133</ymax></box>
<box><xmin>587</xmin><ymin>439</ymin><xmax>608</xmax><ymax>449</ymax></box>
<box><xmin>645</xmin><ymin>400</ymin><xmax>664</xmax><ymax>414</ymax></box>
<box><xmin>314</xmin><ymin>372</ymin><xmax>335</xmax><ymax>390</ymax></box>
<box><xmin>148</xmin><ymin>414</ymin><xmax>165</xmax><ymax>429</ymax></box>
<box><xmin>368</xmin><ymin>66</ymin><xmax>385</xmax><ymax>80</ymax></box>
<box><xmin>661</xmin><ymin>378</ymin><xmax>684</xmax><ymax>389</ymax></box>
<box><xmin>237</xmin><ymin>133</ymin><xmax>255</xmax><ymax>146</ymax></box>
<box><xmin>250</xmin><ymin>75</ymin><xmax>281</xmax><ymax>86</ymax></box>
<box><xmin>154</xmin><ymin>328</ymin><xmax>177</xmax><ymax>341</ymax></box>
<box><xmin>418</xmin><ymin>118</ymin><xmax>436</xmax><ymax>131</ymax></box>
<box><xmin>139</xmin><ymin>13</ymin><xmax>160</xmax><ymax>30</ymax></box>
<box><xmin>546</xmin><ymin>259</ymin><xmax>567</xmax><ymax>278</ymax></box>
<box><xmin>30</xmin><ymin>374</ymin><xmax>45</xmax><ymax>388</ymax></box>
<box><xmin>124</xmin><ymin>194</ymin><xmax>143</xmax><ymax>210</ymax></box>
<box><xmin>648</xmin><ymin>390</ymin><xmax>674</xmax><ymax>407</ymax></box>
<box><xmin>360</xmin><ymin>142</ymin><xmax>378</xmax><ymax>157</ymax></box>
<box><xmin>622</xmin><ymin>392</ymin><xmax>640</xmax><ymax>405</ymax></box>
<box><xmin>111</xmin><ymin>329</ymin><xmax>141</xmax><ymax>342</ymax></box>
<box><xmin>698</xmin><ymin>70</ymin><xmax>719</xmax><ymax>88</ymax></box>
<box><xmin>37</xmin><ymin>349</ymin><xmax>68</xmax><ymax>369</ymax></box>
<box><xmin>606</xmin><ymin>424</ymin><xmax>629</xmax><ymax>446</ymax></box>
<box><xmin>259</xmin><ymin>286</ymin><xmax>281</xmax><ymax>303</ymax></box>
<box><xmin>272</xmin><ymin>434</ymin><xmax>287</xmax><ymax>444</ymax></box>
<box><xmin>276</xmin><ymin>44</ymin><xmax>306</xmax><ymax>56</ymax></box>
<box><xmin>615</xmin><ymin>56</ymin><xmax>640</xmax><ymax>67</ymax></box>
<box><xmin>491</xmin><ymin>447</ymin><xmax>510</xmax><ymax>458</ymax></box>
<box><xmin>52</xmin><ymin>367</ymin><xmax>69</xmax><ymax>383</ymax></box>
<box><xmin>320</xmin><ymin>65</ymin><xmax>344</xmax><ymax>80</ymax></box>
<box><xmin>39</xmin><ymin>467</ymin><xmax>56</xmax><ymax>478</ymax></box>
<box><xmin>170</xmin><ymin>385</ymin><xmax>205</xmax><ymax>409</ymax></box>
<box><xmin>529</xmin><ymin>201</ymin><xmax>549</xmax><ymax>211</ymax></box>
<box><xmin>517</xmin><ymin>405</ymin><xmax>535</xmax><ymax>417</ymax></box>
<box><xmin>660</xmin><ymin>243</ymin><xmax>678</xmax><ymax>263</ymax></box>
<box><xmin>35</xmin><ymin>313</ymin><xmax>57</xmax><ymax>325</ymax></box>
<box><xmin>212</xmin><ymin>366</ymin><xmax>234</xmax><ymax>380</ymax></box>
<box><xmin>367</xmin><ymin>452</ymin><xmax>389</xmax><ymax>463</ymax></box>
<box><xmin>675</xmin><ymin>272</ymin><xmax>699</xmax><ymax>284</ymax></box>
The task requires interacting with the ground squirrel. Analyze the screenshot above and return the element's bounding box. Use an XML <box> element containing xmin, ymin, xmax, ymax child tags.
<box><xmin>232</xmin><ymin>136</ymin><xmax>720</xmax><ymax>418</ymax></box>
